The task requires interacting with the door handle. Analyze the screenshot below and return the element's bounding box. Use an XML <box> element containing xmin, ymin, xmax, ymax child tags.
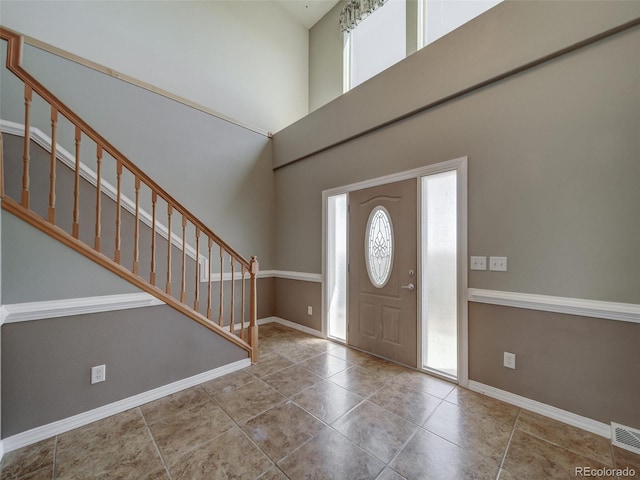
<box><xmin>401</xmin><ymin>283</ymin><xmax>415</xmax><ymax>291</ymax></box>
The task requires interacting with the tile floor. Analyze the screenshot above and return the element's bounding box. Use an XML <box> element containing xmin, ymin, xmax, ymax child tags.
<box><xmin>1</xmin><ymin>323</ymin><xmax>638</xmax><ymax>480</ymax></box>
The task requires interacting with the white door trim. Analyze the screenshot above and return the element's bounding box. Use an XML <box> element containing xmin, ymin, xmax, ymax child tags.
<box><xmin>322</xmin><ymin>157</ymin><xmax>468</xmax><ymax>384</ymax></box>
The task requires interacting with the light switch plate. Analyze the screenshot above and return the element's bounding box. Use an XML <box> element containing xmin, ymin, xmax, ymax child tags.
<box><xmin>470</xmin><ymin>256</ymin><xmax>487</xmax><ymax>271</ymax></box>
<box><xmin>490</xmin><ymin>256</ymin><xmax>508</xmax><ymax>271</ymax></box>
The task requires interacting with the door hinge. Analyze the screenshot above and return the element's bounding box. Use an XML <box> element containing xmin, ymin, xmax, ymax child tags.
<box><xmin>347</xmin><ymin>203</ymin><xmax>350</xmax><ymax>213</ymax></box>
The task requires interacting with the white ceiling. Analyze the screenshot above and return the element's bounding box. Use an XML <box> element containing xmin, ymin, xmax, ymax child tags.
<box><xmin>274</xmin><ymin>0</ymin><xmax>340</xmax><ymax>29</ymax></box>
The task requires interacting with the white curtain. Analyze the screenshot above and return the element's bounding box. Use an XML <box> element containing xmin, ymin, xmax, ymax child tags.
<box><xmin>339</xmin><ymin>0</ymin><xmax>388</xmax><ymax>32</ymax></box>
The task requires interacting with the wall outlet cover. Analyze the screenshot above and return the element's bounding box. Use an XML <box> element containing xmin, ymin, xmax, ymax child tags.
<box><xmin>503</xmin><ymin>352</ymin><xmax>516</xmax><ymax>369</ymax></box>
<box><xmin>91</xmin><ymin>365</ymin><xmax>106</xmax><ymax>384</ymax></box>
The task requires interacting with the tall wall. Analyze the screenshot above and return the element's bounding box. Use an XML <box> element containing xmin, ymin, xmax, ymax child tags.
<box><xmin>308</xmin><ymin>0</ymin><xmax>421</xmax><ymax>112</ymax></box>
<box><xmin>273</xmin><ymin>1</ymin><xmax>640</xmax><ymax>427</ymax></box>
<box><xmin>0</xmin><ymin>0</ymin><xmax>309</xmax><ymax>133</ymax></box>
<box><xmin>309</xmin><ymin>1</ymin><xmax>344</xmax><ymax>112</ymax></box>
<box><xmin>0</xmin><ymin>210</ymin><xmax>249</xmax><ymax>437</ymax></box>
<box><xmin>0</xmin><ymin>15</ymin><xmax>279</xmax><ymax>439</ymax></box>
<box><xmin>0</xmin><ymin>40</ymin><xmax>275</xmax><ymax>269</ymax></box>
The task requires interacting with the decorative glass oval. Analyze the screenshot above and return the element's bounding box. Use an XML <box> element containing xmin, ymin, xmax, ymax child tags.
<box><xmin>365</xmin><ymin>206</ymin><xmax>394</xmax><ymax>288</ymax></box>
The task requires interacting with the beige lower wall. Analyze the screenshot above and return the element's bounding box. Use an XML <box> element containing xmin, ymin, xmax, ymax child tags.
<box><xmin>274</xmin><ymin>278</ymin><xmax>322</xmax><ymax>332</ymax></box>
<box><xmin>469</xmin><ymin>302</ymin><xmax>640</xmax><ymax>428</ymax></box>
<box><xmin>257</xmin><ymin>277</ymin><xmax>276</xmax><ymax>320</ymax></box>
<box><xmin>270</xmin><ymin>278</ymin><xmax>640</xmax><ymax>428</ymax></box>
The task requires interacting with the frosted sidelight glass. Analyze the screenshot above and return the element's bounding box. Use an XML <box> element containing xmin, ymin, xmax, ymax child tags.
<box><xmin>327</xmin><ymin>194</ymin><xmax>348</xmax><ymax>341</ymax></box>
<box><xmin>421</xmin><ymin>170</ymin><xmax>457</xmax><ymax>378</ymax></box>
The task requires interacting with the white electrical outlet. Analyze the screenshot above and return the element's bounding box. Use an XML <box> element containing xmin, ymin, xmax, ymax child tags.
<box><xmin>503</xmin><ymin>352</ymin><xmax>516</xmax><ymax>369</ymax></box>
<box><xmin>91</xmin><ymin>365</ymin><xmax>106</xmax><ymax>384</ymax></box>
<box><xmin>490</xmin><ymin>256</ymin><xmax>508</xmax><ymax>272</ymax></box>
<box><xmin>470</xmin><ymin>256</ymin><xmax>487</xmax><ymax>270</ymax></box>
<box><xmin>307</xmin><ymin>306</ymin><xmax>313</xmax><ymax>315</ymax></box>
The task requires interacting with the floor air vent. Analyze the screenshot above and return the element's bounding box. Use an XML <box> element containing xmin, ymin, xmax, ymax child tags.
<box><xmin>611</xmin><ymin>422</ymin><xmax>640</xmax><ymax>455</ymax></box>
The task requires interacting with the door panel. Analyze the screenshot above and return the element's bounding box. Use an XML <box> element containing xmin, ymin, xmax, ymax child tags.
<box><xmin>348</xmin><ymin>179</ymin><xmax>417</xmax><ymax>367</ymax></box>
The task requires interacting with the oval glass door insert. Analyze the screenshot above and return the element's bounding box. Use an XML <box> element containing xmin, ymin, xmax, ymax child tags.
<box><xmin>365</xmin><ymin>206</ymin><xmax>394</xmax><ymax>287</ymax></box>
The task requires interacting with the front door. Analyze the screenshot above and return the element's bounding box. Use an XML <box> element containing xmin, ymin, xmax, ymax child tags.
<box><xmin>348</xmin><ymin>179</ymin><xmax>417</xmax><ymax>367</ymax></box>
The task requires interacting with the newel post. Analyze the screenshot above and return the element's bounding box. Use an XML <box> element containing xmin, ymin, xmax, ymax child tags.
<box><xmin>249</xmin><ymin>256</ymin><xmax>259</xmax><ymax>363</ymax></box>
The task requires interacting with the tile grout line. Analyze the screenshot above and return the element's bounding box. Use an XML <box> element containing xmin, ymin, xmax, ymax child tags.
<box><xmin>138</xmin><ymin>406</ymin><xmax>174</xmax><ymax>480</ymax></box>
<box><xmin>495</xmin><ymin>408</ymin><xmax>522</xmax><ymax>479</ymax></box>
<box><xmin>385</xmin><ymin>426</ymin><xmax>422</xmax><ymax>471</ymax></box>
<box><xmin>513</xmin><ymin>410</ymin><xmax>616</xmax><ymax>467</ymax></box>
<box><xmin>201</xmin><ymin>375</ymin><xmax>291</xmax><ymax>477</ymax></box>
<box><xmin>233</xmin><ymin>424</ymin><xmax>283</xmax><ymax>478</ymax></box>
<box><xmin>420</xmin><ymin>398</ymin><xmax>445</xmax><ymax>426</ymax></box>
<box><xmin>51</xmin><ymin>434</ymin><xmax>58</xmax><ymax>480</ymax></box>
<box><xmin>256</xmin><ymin>336</ymin><xmax>395</xmax><ymax>475</ymax></box>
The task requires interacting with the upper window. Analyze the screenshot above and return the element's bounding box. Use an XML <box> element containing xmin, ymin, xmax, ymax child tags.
<box><xmin>342</xmin><ymin>0</ymin><xmax>502</xmax><ymax>93</ymax></box>
<box><xmin>419</xmin><ymin>0</ymin><xmax>503</xmax><ymax>47</ymax></box>
<box><xmin>344</xmin><ymin>0</ymin><xmax>406</xmax><ymax>92</ymax></box>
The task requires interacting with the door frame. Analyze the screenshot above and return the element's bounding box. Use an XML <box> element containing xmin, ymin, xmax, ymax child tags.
<box><xmin>321</xmin><ymin>157</ymin><xmax>469</xmax><ymax>387</ymax></box>
<box><xmin>322</xmin><ymin>157</ymin><xmax>468</xmax><ymax>386</ymax></box>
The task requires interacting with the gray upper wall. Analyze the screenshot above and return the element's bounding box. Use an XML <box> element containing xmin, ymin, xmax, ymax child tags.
<box><xmin>0</xmin><ymin>42</ymin><xmax>275</xmax><ymax>269</ymax></box>
<box><xmin>1</xmin><ymin>210</ymin><xmax>139</xmax><ymax>303</ymax></box>
<box><xmin>272</xmin><ymin>3</ymin><xmax>640</xmax><ymax>304</ymax></box>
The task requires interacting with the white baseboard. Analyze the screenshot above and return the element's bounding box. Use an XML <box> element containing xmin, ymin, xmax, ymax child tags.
<box><xmin>0</xmin><ymin>439</ymin><xmax>4</xmax><ymax>462</ymax></box>
<box><xmin>1</xmin><ymin>358</ymin><xmax>250</xmax><ymax>453</ymax></box>
<box><xmin>467</xmin><ymin>380</ymin><xmax>611</xmax><ymax>439</ymax></box>
<box><xmin>2</xmin><ymin>293</ymin><xmax>164</xmax><ymax>324</ymax></box>
<box><xmin>258</xmin><ymin>316</ymin><xmax>324</xmax><ymax>338</ymax></box>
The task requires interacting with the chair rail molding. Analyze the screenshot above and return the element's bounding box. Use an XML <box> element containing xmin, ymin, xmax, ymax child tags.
<box><xmin>467</xmin><ymin>288</ymin><xmax>640</xmax><ymax>324</ymax></box>
<box><xmin>2</xmin><ymin>293</ymin><xmax>164</xmax><ymax>324</ymax></box>
<box><xmin>259</xmin><ymin>270</ymin><xmax>322</xmax><ymax>283</ymax></box>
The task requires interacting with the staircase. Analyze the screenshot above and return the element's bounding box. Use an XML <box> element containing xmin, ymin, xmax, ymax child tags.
<box><xmin>0</xmin><ymin>27</ymin><xmax>259</xmax><ymax>362</ymax></box>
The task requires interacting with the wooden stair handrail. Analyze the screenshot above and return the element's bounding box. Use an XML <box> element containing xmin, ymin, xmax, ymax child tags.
<box><xmin>0</xmin><ymin>27</ymin><xmax>249</xmax><ymax>267</ymax></box>
<box><xmin>2</xmin><ymin>196</ymin><xmax>254</xmax><ymax>354</ymax></box>
<box><xmin>0</xmin><ymin>27</ymin><xmax>259</xmax><ymax>361</ymax></box>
